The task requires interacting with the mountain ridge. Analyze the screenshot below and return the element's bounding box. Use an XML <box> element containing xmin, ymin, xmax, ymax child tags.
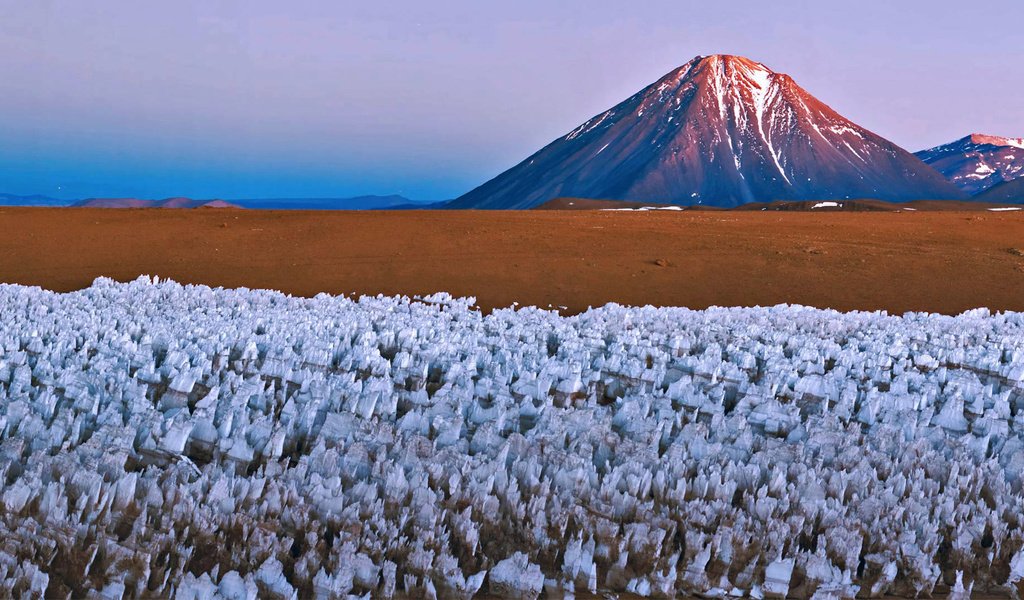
<box><xmin>916</xmin><ymin>134</ymin><xmax>1024</xmax><ymax>195</ymax></box>
<box><xmin>73</xmin><ymin>197</ymin><xmax>242</xmax><ymax>209</ymax></box>
<box><xmin>58</xmin><ymin>195</ymin><xmax>429</xmax><ymax>210</ymax></box>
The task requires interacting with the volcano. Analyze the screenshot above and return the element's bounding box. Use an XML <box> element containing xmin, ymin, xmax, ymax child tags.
<box><xmin>916</xmin><ymin>134</ymin><xmax>1024</xmax><ymax>195</ymax></box>
<box><xmin>450</xmin><ymin>55</ymin><xmax>964</xmax><ymax>209</ymax></box>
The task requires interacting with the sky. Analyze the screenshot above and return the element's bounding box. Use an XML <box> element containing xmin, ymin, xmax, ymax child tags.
<box><xmin>0</xmin><ymin>1</ymin><xmax>1022</xmax><ymax>201</ymax></box>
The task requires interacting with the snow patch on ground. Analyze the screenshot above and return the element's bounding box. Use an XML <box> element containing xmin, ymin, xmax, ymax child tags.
<box><xmin>600</xmin><ymin>206</ymin><xmax>685</xmax><ymax>211</ymax></box>
<box><xmin>811</xmin><ymin>201</ymin><xmax>841</xmax><ymax>209</ymax></box>
<box><xmin>2</xmin><ymin>278</ymin><xmax>1024</xmax><ymax>597</ymax></box>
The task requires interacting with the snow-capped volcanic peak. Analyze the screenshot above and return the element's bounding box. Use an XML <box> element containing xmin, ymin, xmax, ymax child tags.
<box><xmin>705</xmin><ymin>55</ymin><xmax>780</xmax><ymax>105</ymax></box>
<box><xmin>679</xmin><ymin>55</ymin><xmax>778</xmax><ymax>110</ymax></box>
<box><xmin>451</xmin><ymin>54</ymin><xmax>963</xmax><ymax>209</ymax></box>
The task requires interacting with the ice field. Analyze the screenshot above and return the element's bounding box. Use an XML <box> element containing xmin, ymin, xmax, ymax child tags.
<box><xmin>2</xmin><ymin>277</ymin><xmax>1024</xmax><ymax>598</ymax></box>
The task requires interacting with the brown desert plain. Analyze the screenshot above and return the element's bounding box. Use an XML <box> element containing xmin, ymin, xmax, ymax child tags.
<box><xmin>1</xmin><ymin>205</ymin><xmax>1024</xmax><ymax>316</ymax></box>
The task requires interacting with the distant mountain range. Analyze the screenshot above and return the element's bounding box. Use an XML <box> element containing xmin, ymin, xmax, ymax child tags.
<box><xmin>71</xmin><ymin>195</ymin><xmax>434</xmax><ymax>209</ymax></box>
<box><xmin>0</xmin><ymin>194</ymin><xmax>437</xmax><ymax>209</ymax></box>
<box><xmin>0</xmin><ymin>193</ymin><xmax>72</xmax><ymax>207</ymax></box>
<box><xmin>915</xmin><ymin>134</ymin><xmax>1024</xmax><ymax>196</ymax></box>
<box><xmin>450</xmin><ymin>54</ymin><xmax>965</xmax><ymax>209</ymax></box>
<box><xmin>73</xmin><ymin>197</ymin><xmax>241</xmax><ymax>208</ymax></box>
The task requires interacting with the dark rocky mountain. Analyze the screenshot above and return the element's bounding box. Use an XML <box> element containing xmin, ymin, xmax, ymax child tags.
<box><xmin>449</xmin><ymin>54</ymin><xmax>964</xmax><ymax>209</ymax></box>
<box><xmin>974</xmin><ymin>177</ymin><xmax>1024</xmax><ymax>203</ymax></box>
<box><xmin>915</xmin><ymin>134</ymin><xmax>1024</xmax><ymax>195</ymax></box>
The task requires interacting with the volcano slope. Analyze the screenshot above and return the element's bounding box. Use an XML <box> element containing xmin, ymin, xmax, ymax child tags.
<box><xmin>1</xmin><ymin>207</ymin><xmax>1023</xmax><ymax>315</ymax></box>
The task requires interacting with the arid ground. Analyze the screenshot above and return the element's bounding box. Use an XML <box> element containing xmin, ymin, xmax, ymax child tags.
<box><xmin>2</xmin><ymin>207</ymin><xmax>1024</xmax><ymax>315</ymax></box>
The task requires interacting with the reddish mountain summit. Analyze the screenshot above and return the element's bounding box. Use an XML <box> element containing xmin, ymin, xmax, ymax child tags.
<box><xmin>916</xmin><ymin>134</ymin><xmax>1024</xmax><ymax>195</ymax></box>
<box><xmin>450</xmin><ymin>54</ymin><xmax>964</xmax><ymax>209</ymax></box>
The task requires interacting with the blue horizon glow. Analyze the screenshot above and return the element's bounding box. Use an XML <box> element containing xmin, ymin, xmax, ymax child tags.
<box><xmin>1</xmin><ymin>0</ymin><xmax>1022</xmax><ymax>201</ymax></box>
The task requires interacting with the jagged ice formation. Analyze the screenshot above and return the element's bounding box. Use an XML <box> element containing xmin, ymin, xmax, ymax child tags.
<box><xmin>2</xmin><ymin>278</ymin><xmax>1024</xmax><ymax>598</ymax></box>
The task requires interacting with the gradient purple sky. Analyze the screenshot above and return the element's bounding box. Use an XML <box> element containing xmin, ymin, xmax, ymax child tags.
<box><xmin>1</xmin><ymin>0</ymin><xmax>1021</xmax><ymax>201</ymax></box>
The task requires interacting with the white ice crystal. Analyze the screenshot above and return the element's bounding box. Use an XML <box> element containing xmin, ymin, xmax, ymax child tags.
<box><xmin>0</xmin><ymin>276</ymin><xmax>1023</xmax><ymax>597</ymax></box>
